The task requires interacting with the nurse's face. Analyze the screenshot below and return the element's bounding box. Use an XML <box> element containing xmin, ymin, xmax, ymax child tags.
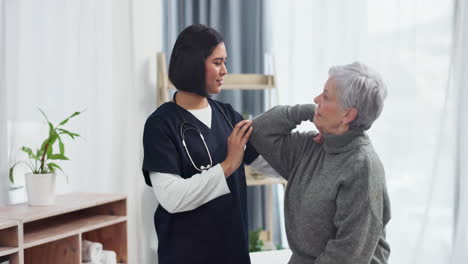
<box><xmin>205</xmin><ymin>43</ymin><xmax>228</xmax><ymax>94</ymax></box>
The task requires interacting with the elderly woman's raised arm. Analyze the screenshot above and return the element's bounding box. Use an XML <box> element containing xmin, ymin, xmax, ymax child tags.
<box><xmin>250</xmin><ymin>104</ymin><xmax>317</xmax><ymax>179</ymax></box>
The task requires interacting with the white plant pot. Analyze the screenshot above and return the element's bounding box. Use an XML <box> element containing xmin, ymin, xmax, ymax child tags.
<box><xmin>25</xmin><ymin>172</ymin><xmax>56</xmax><ymax>206</ymax></box>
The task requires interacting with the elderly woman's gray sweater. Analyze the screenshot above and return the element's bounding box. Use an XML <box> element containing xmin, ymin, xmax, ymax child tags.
<box><xmin>250</xmin><ymin>104</ymin><xmax>391</xmax><ymax>264</ymax></box>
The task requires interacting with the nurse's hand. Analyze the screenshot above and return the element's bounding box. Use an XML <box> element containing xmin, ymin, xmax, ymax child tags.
<box><xmin>221</xmin><ymin>120</ymin><xmax>253</xmax><ymax>177</ymax></box>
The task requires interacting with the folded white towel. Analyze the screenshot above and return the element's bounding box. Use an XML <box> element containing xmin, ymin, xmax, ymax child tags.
<box><xmin>82</xmin><ymin>239</ymin><xmax>103</xmax><ymax>262</ymax></box>
<box><xmin>101</xmin><ymin>250</ymin><xmax>117</xmax><ymax>264</ymax></box>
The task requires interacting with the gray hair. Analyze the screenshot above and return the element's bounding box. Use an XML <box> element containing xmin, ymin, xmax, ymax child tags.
<box><xmin>328</xmin><ymin>62</ymin><xmax>387</xmax><ymax>131</ymax></box>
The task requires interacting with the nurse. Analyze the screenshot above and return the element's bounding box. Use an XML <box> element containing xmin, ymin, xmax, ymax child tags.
<box><xmin>142</xmin><ymin>24</ymin><xmax>259</xmax><ymax>264</ymax></box>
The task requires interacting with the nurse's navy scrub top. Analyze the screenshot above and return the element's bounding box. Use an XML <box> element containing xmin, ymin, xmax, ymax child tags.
<box><xmin>142</xmin><ymin>98</ymin><xmax>259</xmax><ymax>264</ymax></box>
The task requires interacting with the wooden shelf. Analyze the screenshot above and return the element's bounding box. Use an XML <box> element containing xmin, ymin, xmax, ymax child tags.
<box><xmin>83</xmin><ymin>222</ymin><xmax>127</xmax><ymax>263</ymax></box>
<box><xmin>162</xmin><ymin>74</ymin><xmax>275</xmax><ymax>91</ymax></box>
<box><xmin>244</xmin><ymin>166</ymin><xmax>286</xmax><ymax>247</ymax></box>
<box><xmin>0</xmin><ymin>219</ymin><xmax>19</xmax><ymax>261</ymax></box>
<box><xmin>24</xmin><ymin>235</ymin><xmax>79</xmax><ymax>264</ymax></box>
<box><xmin>24</xmin><ymin>214</ymin><xmax>126</xmax><ymax>248</ymax></box>
<box><xmin>0</xmin><ymin>192</ymin><xmax>127</xmax><ymax>264</ymax></box>
<box><xmin>0</xmin><ymin>219</ymin><xmax>18</xmax><ymax>230</ymax></box>
<box><xmin>156</xmin><ymin>52</ymin><xmax>277</xmax><ymax>106</ymax></box>
<box><xmin>0</xmin><ymin>252</ymin><xmax>19</xmax><ymax>264</ymax></box>
<box><xmin>222</xmin><ymin>74</ymin><xmax>275</xmax><ymax>90</ymax></box>
<box><xmin>0</xmin><ymin>247</ymin><xmax>18</xmax><ymax>257</ymax></box>
<box><xmin>246</xmin><ymin>174</ymin><xmax>287</xmax><ymax>186</ymax></box>
<box><xmin>245</xmin><ymin>165</ymin><xmax>287</xmax><ymax>186</ymax></box>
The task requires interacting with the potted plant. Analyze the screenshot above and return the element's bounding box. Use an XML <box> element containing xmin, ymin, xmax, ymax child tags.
<box><xmin>9</xmin><ymin>109</ymin><xmax>82</xmax><ymax>206</ymax></box>
<box><xmin>249</xmin><ymin>229</ymin><xmax>265</xmax><ymax>252</ymax></box>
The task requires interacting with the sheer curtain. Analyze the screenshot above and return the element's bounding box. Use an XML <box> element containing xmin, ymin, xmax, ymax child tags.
<box><xmin>0</xmin><ymin>0</ymin><xmax>163</xmax><ymax>263</ymax></box>
<box><xmin>0</xmin><ymin>0</ymin><xmax>8</xmax><ymax>206</ymax></box>
<box><xmin>270</xmin><ymin>0</ymin><xmax>458</xmax><ymax>263</ymax></box>
<box><xmin>451</xmin><ymin>0</ymin><xmax>468</xmax><ymax>262</ymax></box>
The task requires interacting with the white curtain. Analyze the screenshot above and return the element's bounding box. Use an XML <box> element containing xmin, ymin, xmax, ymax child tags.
<box><xmin>0</xmin><ymin>0</ymin><xmax>162</xmax><ymax>263</ymax></box>
<box><xmin>0</xmin><ymin>0</ymin><xmax>8</xmax><ymax>206</ymax></box>
<box><xmin>271</xmin><ymin>0</ymin><xmax>459</xmax><ymax>263</ymax></box>
<box><xmin>451</xmin><ymin>0</ymin><xmax>468</xmax><ymax>262</ymax></box>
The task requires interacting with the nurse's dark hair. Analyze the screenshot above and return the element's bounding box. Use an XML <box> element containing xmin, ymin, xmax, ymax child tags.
<box><xmin>169</xmin><ymin>24</ymin><xmax>224</xmax><ymax>97</ymax></box>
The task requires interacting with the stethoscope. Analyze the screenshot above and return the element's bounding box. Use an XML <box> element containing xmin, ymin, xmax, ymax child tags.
<box><xmin>173</xmin><ymin>92</ymin><xmax>234</xmax><ymax>172</ymax></box>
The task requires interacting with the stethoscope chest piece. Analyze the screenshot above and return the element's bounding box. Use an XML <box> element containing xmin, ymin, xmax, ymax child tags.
<box><xmin>181</xmin><ymin>126</ymin><xmax>213</xmax><ymax>172</ymax></box>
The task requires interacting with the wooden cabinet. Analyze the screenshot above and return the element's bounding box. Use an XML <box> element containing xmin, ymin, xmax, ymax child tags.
<box><xmin>0</xmin><ymin>219</ymin><xmax>20</xmax><ymax>264</ymax></box>
<box><xmin>0</xmin><ymin>193</ymin><xmax>127</xmax><ymax>264</ymax></box>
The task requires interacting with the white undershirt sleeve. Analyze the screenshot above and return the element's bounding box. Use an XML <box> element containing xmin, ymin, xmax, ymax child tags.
<box><xmin>150</xmin><ymin>164</ymin><xmax>230</xmax><ymax>213</ymax></box>
<box><xmin>248</xmin><ymin>155</ymin><xmax>283</xmax><ymax>179</ymax></box>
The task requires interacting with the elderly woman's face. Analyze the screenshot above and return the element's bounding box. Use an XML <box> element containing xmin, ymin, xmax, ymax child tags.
<box><xmin>313</xmin><ymin>78</ymin><xmax>349</xmax><ymax>134</ymax></box>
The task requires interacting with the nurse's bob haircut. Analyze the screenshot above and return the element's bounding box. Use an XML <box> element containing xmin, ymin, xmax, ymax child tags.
<box><xmin>169</xmin><ymin>24</ymin><xmax>224</xmax><ymax>97</ymax></box>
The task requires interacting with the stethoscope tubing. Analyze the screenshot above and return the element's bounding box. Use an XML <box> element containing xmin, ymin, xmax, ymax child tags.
<box><xmin>174</xmin><ymin>92</ymin><xmax>233</xmax><ymax>172</ymax></box>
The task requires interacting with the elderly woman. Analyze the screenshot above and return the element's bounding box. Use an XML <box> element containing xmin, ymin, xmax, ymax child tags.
<box><xmin>250</xmin><ymin>62</ymin><xmax>391</xmax><ymax>264</ymax></box>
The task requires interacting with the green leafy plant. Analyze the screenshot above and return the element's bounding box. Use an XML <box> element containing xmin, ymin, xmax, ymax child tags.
<box><xmin>9</xmin><ymin>109</ymin><xmax>82</xmax><ymax>183</ymax></box>
<box><xmin>249</xmin><ymin>228</ymin><xmax>264</xmax><ymax>252</ymax></box>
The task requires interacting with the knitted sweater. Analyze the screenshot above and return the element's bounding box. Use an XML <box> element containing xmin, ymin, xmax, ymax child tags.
<box><xmin>250</xmin><ymin>104</ymin><xmax>391</xmax><ymax>264</ymax></box>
